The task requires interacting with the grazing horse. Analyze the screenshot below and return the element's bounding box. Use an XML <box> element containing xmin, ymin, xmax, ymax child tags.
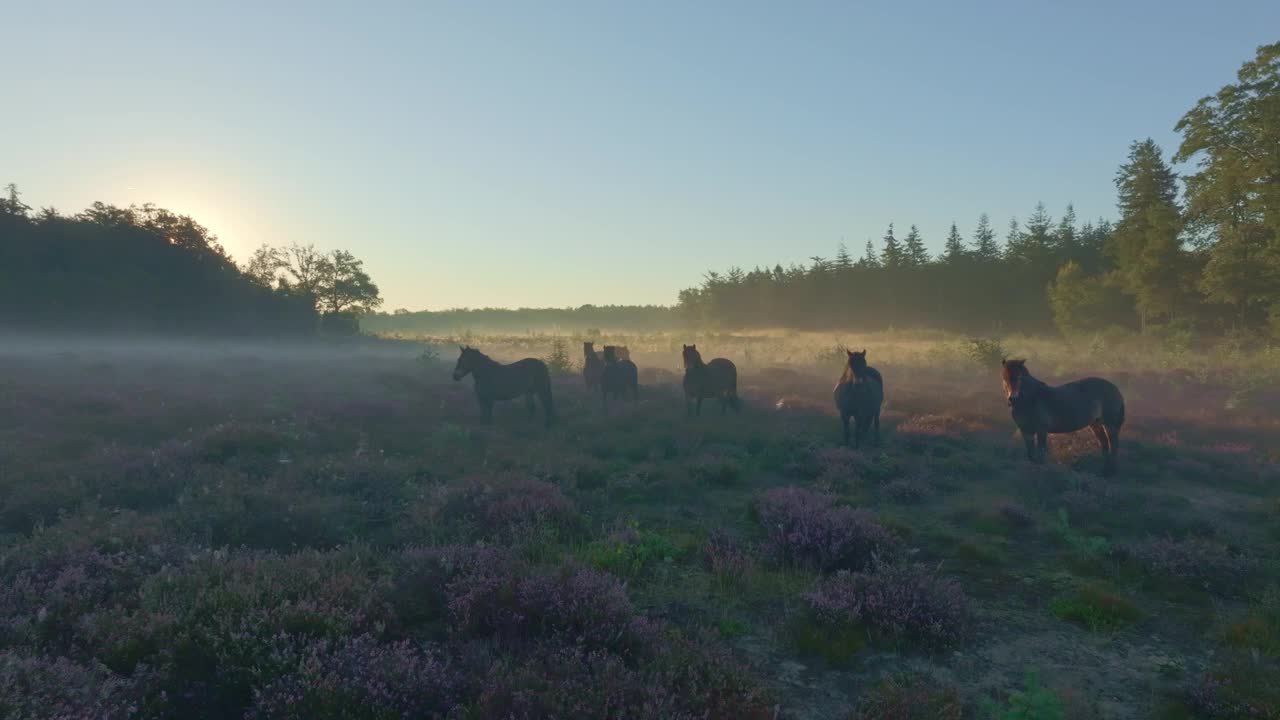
<box><xmin>681</xmin><ymin>344</ymin><xmax>740</xmax><ymax>417</ymax></box>
<box><xmin>1001</xmin><ymin>359</ymin><xmax>1124</xmax><ymax>476</ymax></box>
<box><xmin>583</xmin><ymin>342</ymin><xmax>604</xmax><ymax>391</ymax></box>
<box><xmin>833</xmin><ymin>349</ymin><xmax>883</xmax><ymax>447</ymax></box>
<box><xmin>601</xmin><ymin>346</ymin><xmax>639</xmax><ymax>408</ymax></box>
<box><xmin>452</xmin><ymin>346</ymin><xmax>555</xmax><ymax>426</ymax></box>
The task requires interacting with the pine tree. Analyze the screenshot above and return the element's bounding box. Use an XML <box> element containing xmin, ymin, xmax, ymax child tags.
<box><xmin>1056</xmin><ymin>204</ymin><xmax>1078</xmax><ymax>256</ymax></box>
<box><xmin>834</xmin><ymin>242</ymin><xmax>853</xmax><ymax>273</ymax></box>
<box><xmin>860</xmin><ymin>240</ymin><xmax>881</xmax><ymax>268</ymax></box>
<box><xmin>942</xmin><ymin>222</ymin><xmax>966</xmax><ymax>263</ymax></box>
<box><xmin>971</xmin><ymin>213</ymin><xmax>1000</xmax><ymax>262</ymax></box>
<box><xmin>1004</xmin><ymin>218</ymin><xmax>1024</xmax><ymax>262</ymax></box>
<box><xmin>1107</xmin><ymin>138</ymin><xmax>1186</xmax><ymax>330</ymax></box>
<box><xmin>880</xmin><ymin>223</ymin><xmax>904</xmax><ymax>269</ymax></box>
<box><xmin>903</xmin><ymin>224</ymin><xmax>929</xmax><ymax>266</ymax></box>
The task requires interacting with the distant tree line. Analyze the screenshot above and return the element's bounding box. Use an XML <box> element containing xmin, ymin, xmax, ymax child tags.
<box><xmin>0</xmin><ymin>192</ymin><xmax>381</xmax><ymax>336</ymax></box>
<box><xmin>364</xmin><ymin>305</ymin><xmax>677</xmax><ymax>335</ymax></box>
<box><xmin>679</xmin><ymin>43</ymin><xmax>1280</xmax><ymax>339</ymax></box>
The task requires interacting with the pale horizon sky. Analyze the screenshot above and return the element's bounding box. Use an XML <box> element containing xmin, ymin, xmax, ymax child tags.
<box><xmin>4</xmin><ymin>2</ymin><xmax>1278</xmax><ymax>311</ymax></box>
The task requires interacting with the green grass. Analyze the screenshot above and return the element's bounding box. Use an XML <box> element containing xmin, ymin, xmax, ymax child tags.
<box><xmin>1049</xmin><ymin>582</ymin><xmax>1141</xmax><ymax>631</ymax></box>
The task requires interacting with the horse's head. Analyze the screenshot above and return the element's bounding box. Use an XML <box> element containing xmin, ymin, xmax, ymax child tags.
<box><xmin>453</xmin><ymin>346</ymin><xmax>480</xmax><ymax>381</ymax></box>
<box><xmin>1001</xmin><ymin>358</ymin><xmax>1028</xmax><ymax>406</ymax></box>
<box><xmin>847</xmin><ymin>348</ymin><xmax>868</xmax><ymax>374</ymax></box>
<box><xmin>603</xmin><ymin>346</ymin><xmax>618</xmax><ymax>364</ymax></box>
<box><xmin>682</xmin><ymin>344</ymin><xmax>702</xmax><ymax>369</ymax></box>
<box><xmin>616</xmin><ymin>346</ymin><xmax>630</xmax><ymax>361</ymax></box>
<box><xmin>583</xmin><ymin>342</ymin><xmax>596</xmax><ymax>357</ymax></box>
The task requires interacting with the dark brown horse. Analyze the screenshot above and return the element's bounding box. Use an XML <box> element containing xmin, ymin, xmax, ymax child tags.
<box><xmin>681</xmin><ymin>344</ymin><xmax>740</xmax><ymax>417</ymax></box>
<box><xmin>1001</xmin><ymin>359</ymin><xmax>1124</xmax><ymax>475</ymax></box>
<box><xmin>601</xmin><ymin>345</ymin><xmax>639</xmax><ymax>408</ymax></box>
<box><xmin>833</xmin><ymin>349</ymin><xmax>883</xmax><ymax>447</ymax></box>
<box><xmin>452</xmin><ymin>346</ymin><xmax>554</xmax><ymax>426</ymax></box>
<box><xmin>583</xmin><ymin>342</ymin><xmax>604</xmax><ymax>391</ymax></box>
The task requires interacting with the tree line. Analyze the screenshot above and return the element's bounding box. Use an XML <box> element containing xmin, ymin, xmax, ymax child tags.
<box><xmin>678</xmin><ymin>43</ymin><xmax>1280</xmax><ymax>339</ymax></box>
<box><xmin>0</xmin><ymin>191</ymin><xmax>382</xmax><ymax>336</ymax></box>
<box><xmin>363</xmin><ymin>305</ymin><xmax>677</xmax><ymax>335</ymax></box>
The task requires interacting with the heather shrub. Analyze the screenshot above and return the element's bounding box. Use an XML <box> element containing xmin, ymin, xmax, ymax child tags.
<box><xmin>246</xmin><ymin>635</ymin><xmax>462</xmax><ymax>720</ymax></box>
<box><xmin>882</xmin><ymin>476</ymin><xmax>933</xmax><ymax>504</ymax></box>
<box><xmin>803</xmin><ymin>561</ymin><xmax>970</xmax><ymax>648</ymax></box>
<box><xmin>80</xmin><ymin>548</ymin><xmax>391</xmax><ymax>716</ymax></box>
<box><xmin>704</xmin><ymin>527</ymin><xmax>755</xmax><ymax>578</ymax></box>
<box><xmin>388</xmin><ymin>544</ymin><xmax>518</xmax><ymax>640</ymax></box>
<box><xmin>436</xmin><ymin>474</ymin><xmax>579</xmax><ymax>540</ymax></box>
<box><xmin>1182</xmin><ymin>672</ymin><xmax>1277</xmax><ymax>719</ymax></box>
<box><xmin>755</xmin><ymin>486</ymin><xmax>900</xmax><ymax>572</ymax></box>
<box><xmin>0</xmin><ymin>652</ymin><xmax>166</xmax><ymax>720</ymax></box>
<box><xmin>194</xmin><ymin>420</ymin><xmax>295</xmax><ymax>477</ymax></box>
<box><xmin>1124</xmin><ymin>536</ymin><xmax>1257</xmax><ymax>590</ymax></box>
<box><xmin>0</xmin><ymin>543</ymin><xmax>185</xmax><ymax>652</ymax></box>
<box><xmin>851</xmin><ymin>672</ymin><xmax>964</xmax><ymax>719</ymax></box>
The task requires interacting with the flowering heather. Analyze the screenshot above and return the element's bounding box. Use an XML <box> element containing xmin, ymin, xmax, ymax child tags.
<box><xmin>515</xmin><ymin>567</ymin><xmax>635</xmax><ymax>649</ymax></box>
<box><xmin>1125</xmin><ymin>536</ymin><xmax>1258</xmax><ymax>589</ymax></box>
<box><xmin>882</xmin><ymin>476</ymin><xmax>933</xmax><ymax>504</ymax></box>
<box><xmin>470</xmin><ymin>638</ymin><xmax>774</xmax><ymax>720</ymax></box>
<box><xmin>704</xmin><ymin>527</ymin><xmax>755</xmax><ymax>577</ymax></box>
<box><xmin>390</xmin><ymin>544</ymin><xmax>518</xmax><ymax>639</ymax></box>
<box><xmin>756</xmin><ymin>487</ymin><xmax>900</xmax><ymax>572</ymax></box>
<box><xmin>438</xmin><ymin>473</ymin><xmax>578</xmax><ymax>538</ymax></box>
<box><xmin>1184</xmin><ymin>674</ymin><xmax>1273</xmax><ymax>719</ymax></box>
<box><xmin>804</xmin><ymin>562</ymin><xmax>971</xmax><ymax>648</ymax></box>
<box><xmin>247</xmin><ymin>635</ymin><xmax>461</xmax><ymax>720</ymax></box>
<box><xmin>850</xmin><ymin>673</ymin><xmax>964</xmax><ymax>720</ymax></box>
<box><xmin>0</xmin><ymin>652</ymin><xmax>165</xmax><ymax>720</ymax></box>
<box><xmin>996</xmin><ymin>500</ymin><xmax>1034</xmax><ymax>529</ymax></box>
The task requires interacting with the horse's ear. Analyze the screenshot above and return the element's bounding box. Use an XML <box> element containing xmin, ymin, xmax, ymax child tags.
<box><xmin>861</xmin><ymin>348</ymin><xmax>866</xmax><ymax>355</ymax></box>
<box><xmin>847</xmin><ymin>349</ymin><xmax>854</xmax><ymax>357</ymax></box>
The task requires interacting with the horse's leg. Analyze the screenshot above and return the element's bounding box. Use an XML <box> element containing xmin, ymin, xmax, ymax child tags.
<box><xmin>1036</xmin><ymin>431</ymin><xmax>1049</xmax><ymax>463</ymax></box>
<box><xmin>695</xmin><ymin>396</ymin><xmax>703</xmax><ymax>417</ymax></box>
<box><xmin>481</xmin><ymin>399</ymin><xmax>494</xmax><ymax>424</ymax></box>
<box><xmin>873</xmin><ymin>412</ymin><xmax>881</xmax><ymax>444</ymax></box>
<box><xmin>1103</xmin><ymin>424</ymin><xmax>1120</xmax><ymax>476</ymax></box>
<box><xmin>840</xmin><ymin>413</ymin><xmax>851</xmax><ymax>446</ymax></box>
<box><xmin>1021</xmin><ymin>429</ymin><xmax>1036</xmax><ymax>462</ymax></box>
<box><xmin>1089</xmin><ymin>421</ymin><xmax>1111</xmax><ymax>458</ymax></box>
<box><xmin>526</xmin><ymin>393</ymin><xmax>536</xmax><ymax>417</ymax></box>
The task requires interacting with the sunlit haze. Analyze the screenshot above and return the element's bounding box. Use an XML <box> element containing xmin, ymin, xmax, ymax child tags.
<box><xmin>5</xmin><ymin>0</ymin><xmax>1278</xmax><ymax>310</ymax></box>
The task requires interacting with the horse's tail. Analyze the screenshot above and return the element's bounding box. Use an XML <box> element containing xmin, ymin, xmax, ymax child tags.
<box><xmin>727</xmin><ymin>365</ymin><xmax>740</xmax><ymax>411</ymax></box>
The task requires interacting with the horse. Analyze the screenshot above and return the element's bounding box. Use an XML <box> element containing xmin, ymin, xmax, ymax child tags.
<box><xmin>601</xmin><ymin>345</ymin><xmax>639</xmax><ymax>408</ymax></box>
<box><xmin>1000</xmin><ymin>358</ymin><xmax>1125</xmax><ymax>476</ymax></box>
<box><xmin>583</xmin><ymin>342</ymin><xmax>604</xmax><ymax>391</ymax></box>
<box><xmin>452</xmin><ymin>346</ymin><xmax>555</xmax><ymax>426</ymax></box>
<box><xmin>833</xmin><ymin>349</ymin><xmax>883</xmax><ymax>447</ymax></box>
<box><xmin>681</xmin><ymin>344</ymin><xmax>740</xmax><ymax>417</ymax></box>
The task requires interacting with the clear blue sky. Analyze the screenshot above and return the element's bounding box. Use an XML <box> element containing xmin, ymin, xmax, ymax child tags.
<box><xmin>4</xmin><ymin>2</ymin><xmax>1277</xmax><ymax>310</ymax></box>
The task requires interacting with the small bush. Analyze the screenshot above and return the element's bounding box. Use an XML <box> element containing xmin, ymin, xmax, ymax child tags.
<box><xmin>803</xmin><ymin>561</ymin><xmax>970</xmax><ymax>648</ymax></box>
<box><xmin>965</xmin><ymin>337</ymin><xmax>1008</xmax><ymax>369</ymax></box>
<box><xmin>980</xmin><ymin>671</ymin><xmax>1066</xmax><ymax>720</ymax></box>
<box><xmin>247</xmin><ymin>635</ymin><xmax>462</xmax><ymax>720</ymax></box>
<box><xmin>1049</xmin><ymin>583</ymin><xmax>1141</xmax><ymax>631</ymax></box>
<box><xmin>851</xmin><ymin>672</ymin><xmax>964</xmax><ymax>719</ymax></box>
<box><xmin>587</xmin><ymin>527</ymin><xmax>682</xmax><ymax>579</ymax></box>
<box><xmin>704</xmin><ymin>528</ymin><xmax>755</xmax><ymax>578</ymax></box>
<box><xmin>0</xmin><ymin>652</ymin><xmax>166</xmax><ymax>720</ymax></box>
<box><xmin>1125</xmin><ymin>536</ymin><xmax>1257</xmax><ymax>590</ymax></box>
<box><xmin>436</xmin><ymin>474</ymin><xmax>578</xmax><ymax>540</ymax></box>
<box><xmin>756</xmin><ymin>487</ymin><xmax>900</xmax><ymax>572</ymax></box>
<box><xmin>544</xmin><ymin>338</ymin><xmax>574</xmax><ymax>376</ymax></box>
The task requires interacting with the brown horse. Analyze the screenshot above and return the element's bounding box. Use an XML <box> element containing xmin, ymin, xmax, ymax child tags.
<box><xmin>681</xmin><ymin>344</ymin><xmax>740</xmax><ymax>417</ymax></box>
<box><xmin>452</xmin><ymin>346</ymin><xmax>554</xmax><ymax>426</ymax></box>
<box><xmin>1001</xmin><ymin>359</ymin><xmax>1124</xmax><ymax>475</ymax></box>
<box><xmin>833</xmin><ymin>349</ymin><xmax>883</xmax><ymax>447</ymax></box>
<box><xmin>601</xmin><ymin>345</ymin><xmax>639</xmax><ymax>408</ymax></box>
<box><xmin>583</xmin><ymin>342</ymin><xmax>604</xmax><ymax>390</ymax></box>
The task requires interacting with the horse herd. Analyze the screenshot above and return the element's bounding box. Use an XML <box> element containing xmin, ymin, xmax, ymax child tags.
<box><xmin>450</xmin><ymin>344</ymin><xmax>1127</xmax><ymax>476</ymax></box>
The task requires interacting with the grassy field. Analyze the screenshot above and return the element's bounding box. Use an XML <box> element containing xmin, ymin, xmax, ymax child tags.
<box><xmin>2</xmin><ymin>331</ymin><xmax>1278</xmax><ymax>719</ymax></box>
